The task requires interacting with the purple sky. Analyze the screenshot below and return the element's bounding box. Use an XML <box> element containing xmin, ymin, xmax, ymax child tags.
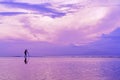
<box><xmin>0</xmin><ymin>0</ymin><xmax>120</xmax><ymax>56</ymax></box>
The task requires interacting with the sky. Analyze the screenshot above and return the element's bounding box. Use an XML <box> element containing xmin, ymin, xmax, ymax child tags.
<box><xmin>0</xmin><ymin>0</ymin><xmax>120</xmax><ymax>56</ymax></box>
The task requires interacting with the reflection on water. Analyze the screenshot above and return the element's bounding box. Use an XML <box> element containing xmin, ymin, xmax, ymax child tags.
<box><xmin>0</xmin><ymin>58</ymin><xmax>120</xmax><ymax>80</ymax></box>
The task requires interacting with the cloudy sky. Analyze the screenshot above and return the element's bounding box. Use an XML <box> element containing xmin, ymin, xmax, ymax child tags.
<box><xmin>0</xmin><ymin>0</ymin><xmax>120</xmax><ymax>56</ymax></box>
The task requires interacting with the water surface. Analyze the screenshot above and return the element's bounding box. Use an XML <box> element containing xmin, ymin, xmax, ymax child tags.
<box><xmin>0</xmin><ymin>57</ymin><xmax>120</xmax><ymax>80</ymax></box>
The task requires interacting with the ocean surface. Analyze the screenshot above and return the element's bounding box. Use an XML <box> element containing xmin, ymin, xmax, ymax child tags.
<box><xmin>0</xmin><ymin>57</ymin><xmax>120</xmax><ymax>80</ymax></box>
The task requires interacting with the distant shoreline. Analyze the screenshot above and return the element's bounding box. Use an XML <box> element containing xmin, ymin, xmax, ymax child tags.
<box><xmin>0</xmin><ymin>56</ymin><xmax>120</xmax><ymax>58</ymax></box>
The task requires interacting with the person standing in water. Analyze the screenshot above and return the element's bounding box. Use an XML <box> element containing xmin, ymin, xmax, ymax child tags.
<box><xmin>24</xmin><ymin>49</ymin><xmax>28</xmax><ymax>58</ymax></box>
<box><xmin>24</xmin><ymin>49</ymin><xmax>29</xmax><ymax>64</ymax></box>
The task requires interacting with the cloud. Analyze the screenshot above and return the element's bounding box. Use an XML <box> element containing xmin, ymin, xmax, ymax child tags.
<box><xmin>0</xmin><ymin>0</ymin><xmax>120</xmax><ymax>45</ymax></box>
<box><xmin>0</xmin><ymin>12</ymin><xmax>27</xmax><ymax>16</ymax></box>
<box><xmin>0</xmin><ymin>2</ymin><xmax>66</xmax><ymax>18</ymax></box>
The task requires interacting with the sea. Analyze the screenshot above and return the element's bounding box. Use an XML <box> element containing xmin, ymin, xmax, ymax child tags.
<box><xmin>0</xmin><ymin>57</ymin><xmax>120</xmax><ymax>80</ymax></box>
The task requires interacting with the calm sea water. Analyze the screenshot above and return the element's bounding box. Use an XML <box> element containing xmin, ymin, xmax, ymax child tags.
<box><xmin>0</xmin><ymin>57</ymin><xmax>120</xmax><ymax>80</ymax></box>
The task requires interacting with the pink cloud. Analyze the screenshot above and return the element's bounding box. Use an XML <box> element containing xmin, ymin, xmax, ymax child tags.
<box><xmin>0</xmin><ymin>1</ymin><xmax>120</xmax><ymax>45</ymax></box>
